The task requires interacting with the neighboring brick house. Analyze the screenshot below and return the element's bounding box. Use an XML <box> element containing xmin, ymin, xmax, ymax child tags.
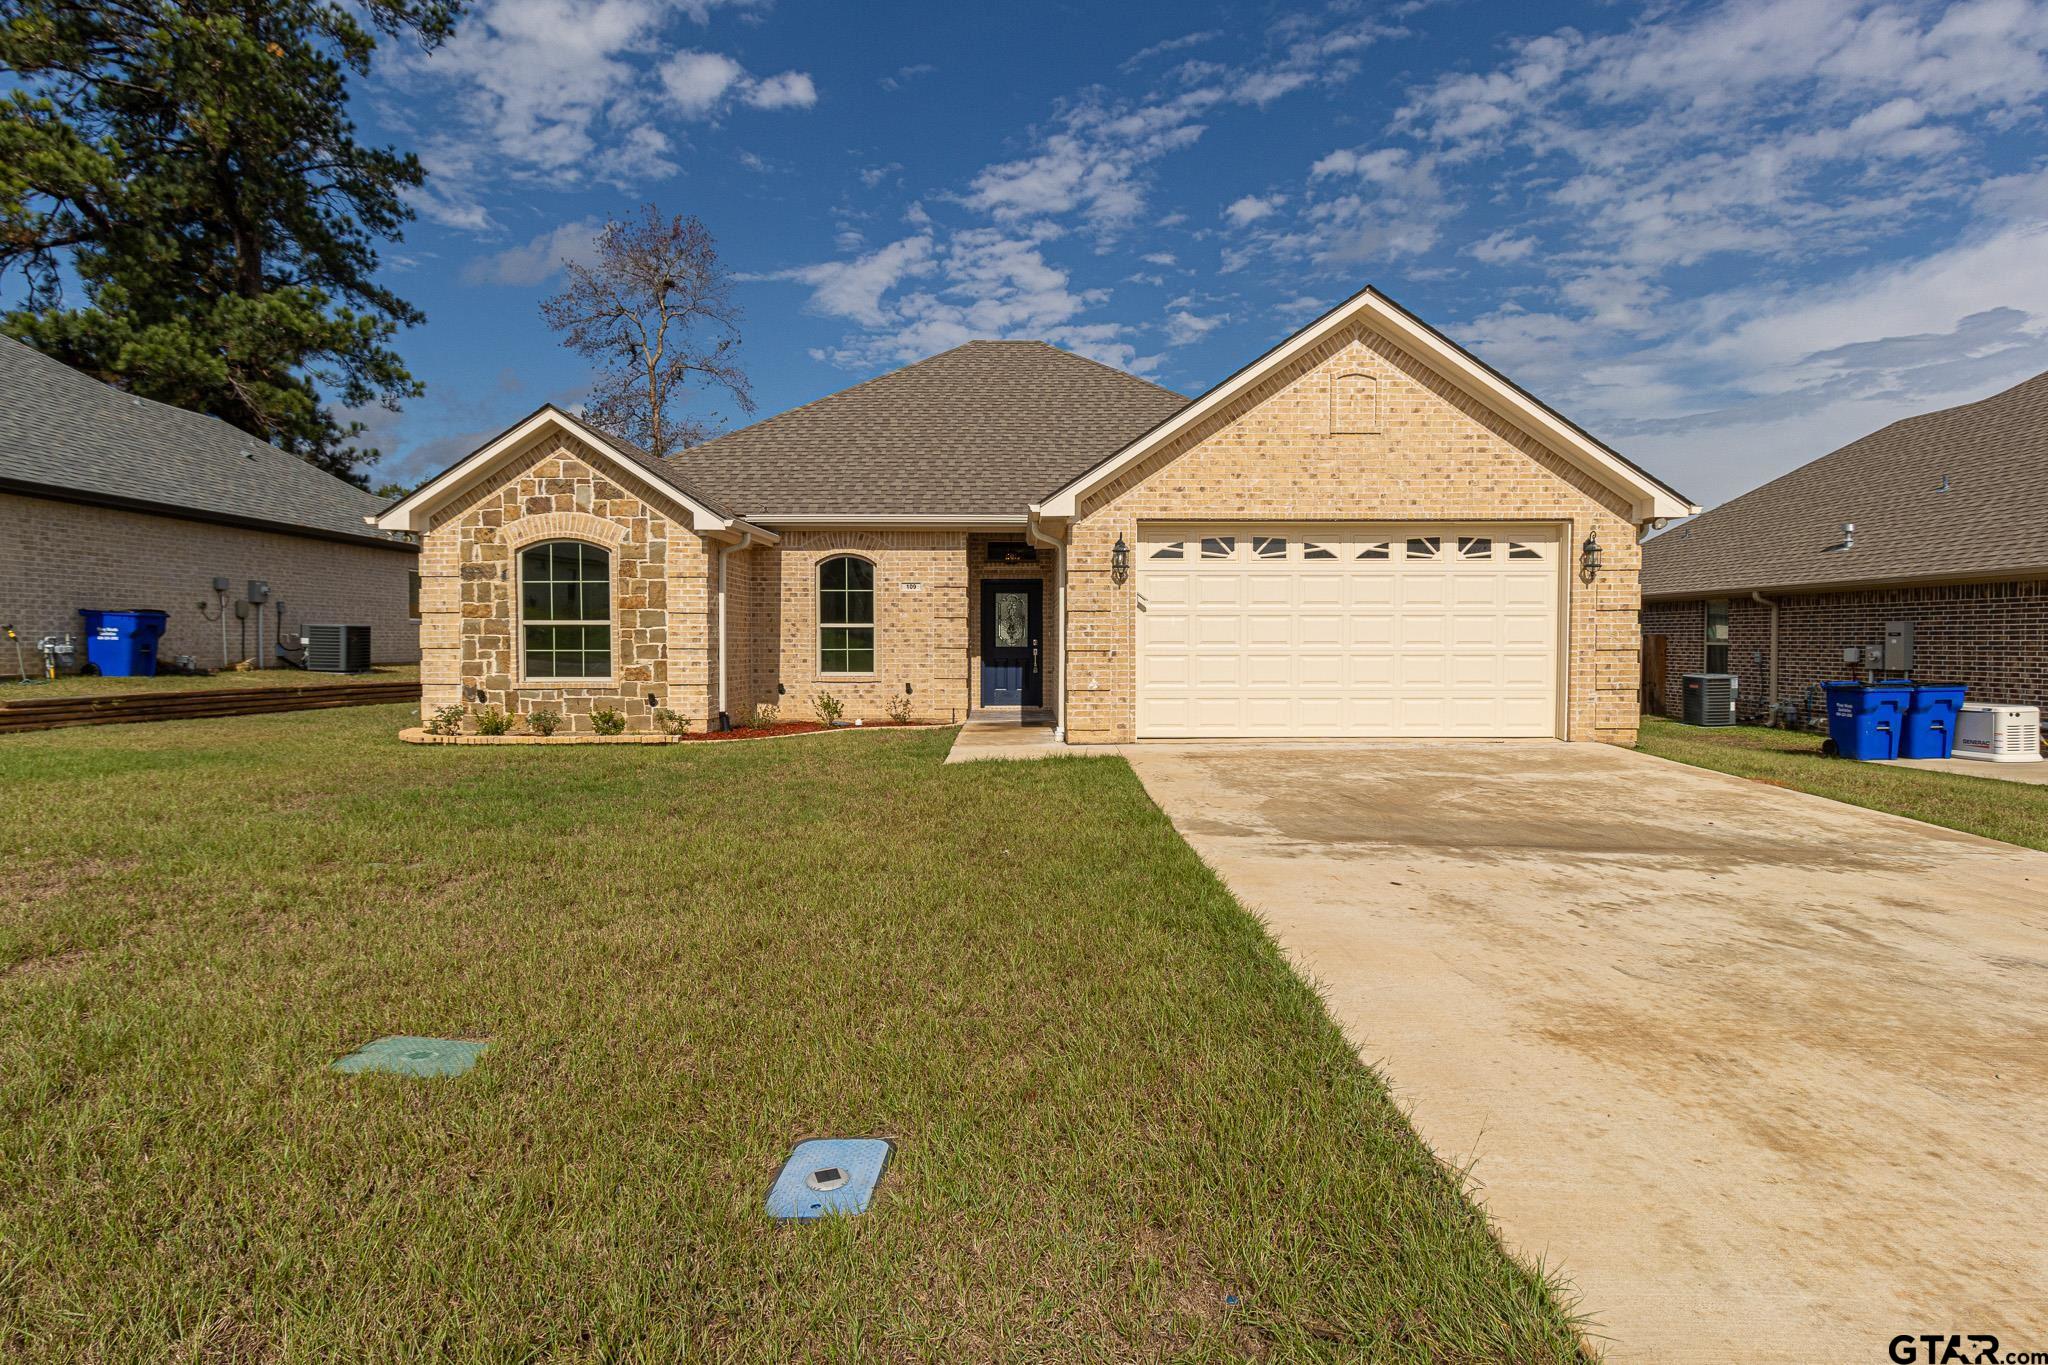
<box><xmin>379</xmin><ymin>287</ymin><xmax>1694</xmax><ymax>742</ymax></box>
<box><xmin>0</xmin><ymin>337</ymin><xmax>419</xmax><ymax>677</ymax></box>
<box><xmin>1642</xmin><ymin>371</ymin><xmax>2048</xmax><ymax>725</ymax></box>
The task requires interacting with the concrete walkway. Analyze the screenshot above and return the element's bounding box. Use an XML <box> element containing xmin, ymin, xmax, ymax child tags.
<box><xmin>1881</xmin><ymin>755</ymin><xmax>2048</xmax><ymax>784</ymax></box>
<box><xmin>943</xmin><ymin>711</ymin><xmax>1065</xmax><ymax>763</ymax></box>
<box><xmin>1125</xmin><ymin>741</ymin><xmax>2048</xmax><ymax>1363</ymax></box>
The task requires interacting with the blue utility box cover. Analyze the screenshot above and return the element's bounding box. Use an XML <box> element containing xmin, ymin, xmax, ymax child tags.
<box><xmin>766</xmin><ymin>1138</ymin><xmax>892</xmax><ymax>1220</ymax></box>
<box><xmin>77</xmin><ymin>609</ymin><xmax>169</xmax><ymax>677</ymax></box>
<box><xmin>1901</xmin><ymin>685</ymin><xmax>1968</xmax><ymax>759</ymax></box>
<box><xmin>1824</xmin><ymin>681</ymin><xmax>1913</xmax><ymax>761</ymax></box>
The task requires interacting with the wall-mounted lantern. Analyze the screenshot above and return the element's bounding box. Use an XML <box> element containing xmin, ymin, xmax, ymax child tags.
<box><xmin>1111</xmin><ymin>534</ymin><xmax>1130</xmax><ymax>585</ymax></box>
<box><xmin>1579</xmin><ymin>530</ymin><xmax>1603</xmax><ymax>583</ymax></box>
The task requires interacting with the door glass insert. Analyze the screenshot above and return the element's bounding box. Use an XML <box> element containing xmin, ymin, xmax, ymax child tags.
<box><xmin>1406</xmin><ymin>536</ymin><xmax>1442</xmax><ymax>559</ymax></box>
<box><xmin>1199</xmin><ymin>536</ymin><xmax>1235</xmax><ymax>559</ymax></box>
<box><xmin>1507</xmin><ymin>541</ymin><xmax>1542</xmax><ymax>560</ymax></box>
<box><xmin>1457</xmin><ymin>536</ymin><xmax>1493</xmax><ymax>559</ymax></box>
<box><xmin>1302</xmin><ymin>541</ymin><xmax>1336</xmax><ymax>560</ymax></box>
<box><xmin>995</xmin><ymin>592</ymin><xmax>1029</xmax><ymax>648</ymax></box>
<box><xmin>1148</xmin><ymin>541</ymin><xmax>1184</xmax><ymax>559</ymax></box>
<box><xmin>1356</xmin><ymin>541</ymin><xmax>1391</xmax><ymax>559</ymax></box>
<box><xmin>1252</xmin><ymin>536</ymin><xmax>1288</xmax><ymax>559</ymax></box>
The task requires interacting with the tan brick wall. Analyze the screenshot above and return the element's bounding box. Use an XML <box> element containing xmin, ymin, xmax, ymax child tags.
<box><xmin>1</xmin><ymin>490</ymin><xmax>417</xmax><ymax>677</ymax></box>
<box><xmin>746</xmin><ymin>529</ymin><xmax>971</xmax><ymax>724</ymax></box>
<box><xmin>966</xmin><ymin>533</ymin><xmax>1058</xmax><ymax>711</ymax></box>
<box><xmin>1065</xmin><ymin>323</ymin><xmax>1643</xmax><ymax>746</ymax></box>
<box><xmin>419</xmin><ymin>433</ymin><xmax>713</xmax><ymax>735</ymax></box>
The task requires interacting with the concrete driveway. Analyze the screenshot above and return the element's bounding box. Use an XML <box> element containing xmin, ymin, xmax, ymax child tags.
<box><xmin>1124</xmin><ymin>741</ymin><xmax>2048</xmax><ymax>1363</ymax></box>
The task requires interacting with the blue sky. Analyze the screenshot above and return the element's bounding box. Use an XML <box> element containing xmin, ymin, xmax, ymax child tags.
<box><xmin>351</xmin><ymin>0</ymin><xmax>2048</xmax><ymax>507</ymax></box>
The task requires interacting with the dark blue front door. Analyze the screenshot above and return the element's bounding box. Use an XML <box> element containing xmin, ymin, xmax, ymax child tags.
<box><xmin>979</xmin><ymin>578</ymin><xmax>1042</xmax><ymax>707</ymax></box>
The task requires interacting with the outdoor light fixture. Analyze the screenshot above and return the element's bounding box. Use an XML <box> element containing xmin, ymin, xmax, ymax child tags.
<box><xmin>1579</xmin><ymin>530</ymin><xmax>1603</xmax><ymax>582</ymax></box>
<box><xmin>1111</xmin><ymin>534</ymin><xmax>1130</xmax><ymax>584</ymax></box>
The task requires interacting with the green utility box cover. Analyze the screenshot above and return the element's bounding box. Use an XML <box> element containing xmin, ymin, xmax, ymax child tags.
<box><xmin>332</xmin><ymin>1035</ymin><xmax>487</xmax><ymax>1078</ymax></box>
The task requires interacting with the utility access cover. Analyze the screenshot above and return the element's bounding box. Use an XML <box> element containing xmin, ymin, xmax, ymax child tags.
<box><xmin>331</xmin><ymin>1035</ymin><xmax>487</xmax><ymax>1078</ymax></box>
<box><xmin>766</xmin><ymin>1138</ymin><xmax>892</xmax><ymax>1220</ymax></box>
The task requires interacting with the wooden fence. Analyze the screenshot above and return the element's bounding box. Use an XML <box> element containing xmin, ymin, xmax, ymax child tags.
<box><xmin>0</xmin><ymin>680</ymin><xmax>420</xmax><ymax>734</ymax></box>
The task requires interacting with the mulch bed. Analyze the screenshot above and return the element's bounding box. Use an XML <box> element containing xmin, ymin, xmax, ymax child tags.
<box><xmin>678</xmin><ymin>721</ymin><xmax>924</xmax><ymax>741</ymax></box>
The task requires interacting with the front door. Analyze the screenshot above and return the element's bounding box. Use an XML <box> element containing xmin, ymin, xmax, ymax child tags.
<box><xmin>979</xmin><ymin>579</ymin><xmax>1043</xmax><ymax>707</ymax></box>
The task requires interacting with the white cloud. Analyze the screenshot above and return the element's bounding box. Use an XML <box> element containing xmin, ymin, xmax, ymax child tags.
<box><xmin>1223</xmin><ymin>193</ymin><xmax>1284</xmax><ymax>227</ymax></box>
<box><xmin>1139</xmin><ymin>250</ymin><xmax>1177</xmax><ymax>266</ymax></box>
<box><xmin>660</xmin><ymin>49</ymin><xmax>746</xmax><ymax>114</ymax></box>
<box><xmin>764</xmin><ymin>234</ymin><xmax>938</xmax><ymax>327</ymax></box>
<box><xmin>1469</xmin><ymin>229</ymin><xmax>1535</xmax><ymax>264</ymax></box>
<box><xmin>878</xmin><ymin>62</ymin><xmax>935</xmax><ymax>92</ymax></box>
<box><xmin>1120</xmin><ymin>29</ymin><xmax>1222</xmax><ymax>72</ymax></box>
<box><xmin>1164</xmin><ymin>309</ymin><xmax>1225</xmax><ymax>345</ymax></box>
<box><xmin>744</xmin><ymin>69</ymin><xmax>817</xmax><ymax>110</ymax></box>
<box><xmin>393</xmin><ymin>0</ymin><xmax>817</xmax><ymax>212</ymax></box>
<box><xmin>461</xmin><ymin>217</ymin><xmax>604</xmax><ymax>286</ymax></box>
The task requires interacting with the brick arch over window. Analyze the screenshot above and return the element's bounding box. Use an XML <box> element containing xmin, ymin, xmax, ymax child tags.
<box><xmin>503</xmin><ymin>509</ymin><xmax>631</xmax><ymax>552</ymax></box>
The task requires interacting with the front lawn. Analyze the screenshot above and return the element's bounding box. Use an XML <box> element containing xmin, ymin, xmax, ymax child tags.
<box><xmin>1</xmin><ymin>663</ymin><xmax>418</xmax><ymax>700</ymax></box>
<box><xmin>0</xmin><ymin>708</ymin><xmax>1583</xmax><ymax>1360</ymax></box>
<box><xmin>1638</xmin><ymin>715</ymin><xmax>2048</xmax><ymax>852</ymax></box>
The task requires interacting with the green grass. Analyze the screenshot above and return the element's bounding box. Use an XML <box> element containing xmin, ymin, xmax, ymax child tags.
<box><xmin>2</xmin><ymin>663</ymin><xmax>418</xmax><ymax>700</ymax></box>
<box><xmin>1638</xmin><ymin>715</ymin><xmax>2048</xmax><ymax>852</ymax></box>
<box><xmin>0</xmin><ymin>707</ymin><xmax>1584</xmax><ymax>1361</ymax></box>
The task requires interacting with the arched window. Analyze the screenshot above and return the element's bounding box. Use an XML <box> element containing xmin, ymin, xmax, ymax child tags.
<box><xmin>520</xmin><ymin>540</ymin><xmax>611</xmax><ymax>679</ymax></box>
<box><xmin>818</xmin><ymin>556</ymin><xmax>876</xmax><ymax>674</ymax></box>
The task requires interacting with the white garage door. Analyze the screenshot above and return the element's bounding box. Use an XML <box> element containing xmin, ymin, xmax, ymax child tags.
<box><xmin>1137</xmin><ymin>525</ymin><xmax>1561</xmax><ymax>739</ymax></box>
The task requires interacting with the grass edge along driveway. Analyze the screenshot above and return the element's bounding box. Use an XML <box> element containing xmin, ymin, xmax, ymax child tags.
<box><xmin>1637</xmin><ymin>715</ymin><xmax>2048</xmax><ymax>853</ymax></box>
<box><xmin>0</xmin><ymin>705</ymin><xmax>1587</xmax><ymax>1362</ymax></box>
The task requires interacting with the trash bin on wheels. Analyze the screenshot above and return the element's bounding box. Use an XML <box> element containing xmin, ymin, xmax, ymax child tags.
<box><xmin>1901</xmin><ymin>685</ymin><xmax>1968</xmax><ymax>759</ymax></box>
<box><xmin>1822</xmin><ymin>681</ymin><xmax>1914</xmax><ymax>760</ymax></box>
<box><xmin>76</xmin><ymin>609</ymin><xmax>170</xmax><ymax>677</ymax></box>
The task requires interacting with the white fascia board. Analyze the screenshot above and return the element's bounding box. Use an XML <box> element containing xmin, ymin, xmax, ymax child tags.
<box><xmin>747</xmin><ymin>513</ymin><xmax>1030</xmax><ymax>530</ymax></box>
<box><xmin>373</xmin><ymin>408</ymin><xmax>735</xmax><ymax>534</ymax></box>
<box><xmin>1039</xmin><ymin>288</ymin><xmax>1697</xmax><ymax>522</ymax></box>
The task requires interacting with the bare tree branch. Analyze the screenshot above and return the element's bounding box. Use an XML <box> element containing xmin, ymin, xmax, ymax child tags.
<box><xmin>539</xmin><ymin>206</ymin><xmax>753</xmax><ymax>458</ymax></box>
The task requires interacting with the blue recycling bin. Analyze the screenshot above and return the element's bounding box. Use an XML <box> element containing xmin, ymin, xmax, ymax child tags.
<box><xmin>1901</xmin><ymin>684</ymin><xmax>1968</xmax><ymax>759</ymax></box>
<box><xmin>77</xmin><ymin>609</ymin><xmax>169</xmax><ymax>677</ymax></box>
<box><xmin>1823</xmin><ymin>680</ymin><xmax>1913</xmax><ymax>760</ymax></box>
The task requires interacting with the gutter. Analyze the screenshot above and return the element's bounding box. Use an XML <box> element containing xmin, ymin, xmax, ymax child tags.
<box><xmin>1025</xmin><ymin>514</ymin><xmax>1067</xmax><ymax>742</ymax></box>
<box><xmin>1750</xmin><ymin>591</ymin><xmax>1779</xmax><ymax>722</ymax></box>
<box><xmin>715</xmin><ymin>528</ymin><xmax>759</xmax><ymax>729</ymax></box>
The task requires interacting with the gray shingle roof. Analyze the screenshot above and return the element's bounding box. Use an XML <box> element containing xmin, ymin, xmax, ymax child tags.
<box><xmin>0</xmin><ymin>335</ymin><xmax>410</xmax><ymax>549</ymax></box>
<box><xmin>1642</xmin><ymin>370</ymin><xmax>2048</xmax><ymax>598</ymax></box>
<box><xmin>665</xmin><ymin>340</ymin><xmax>1190</xmax><ymax>516</ymax></box>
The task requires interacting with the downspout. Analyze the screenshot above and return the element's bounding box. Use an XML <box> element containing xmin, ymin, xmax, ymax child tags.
<box><xmin>1026</xmin><ymin>515</ymin><xmax>1066</xmax><ymax>741</ymax></box>
<box><xmin>716</xmin><ymin>529</ymin><xmax>756</xmax><ymax>731</ymax></box>
<box><xmin>1750</xmin><ymin>591</ymin><xmax>1778</xmax><ymax>725</ymax></box>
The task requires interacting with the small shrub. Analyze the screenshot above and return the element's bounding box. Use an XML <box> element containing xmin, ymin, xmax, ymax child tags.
<box><xmin>652</xmin><ymin>707</ymin><xmax>686</xmax><ymax>736</ymax></box>
<box><xmin>811</xmin><ymin>690</ymin><xmax>844</xmax><ymax>726</ymax></box>
<box><xmin>591</xmin><ymin>707</ymin><xmax>627</xmax><ymax>736</ymax></box>
<box><xmin>525</xmin><ymin>708</ymin><xmax>562</xmax><ymax>737</ymax></box>
<box><xmin>884</xmin><ymin>694</ymin><xmax>914</xmax><ymax>725</ymax></box>
<box><xmin>747</xmin><ymin>702</ymin><xmax>780</xmax><ymax>730</ymax></box>
<box><xmin>473</xmin><ymin>706</ymin><xmax>513</xmax><ymax>736</ymax></box>
<box><xmin>425</xmin><ymin>703</ymin><xmax>466</xmax><ymax>736</ymax></box>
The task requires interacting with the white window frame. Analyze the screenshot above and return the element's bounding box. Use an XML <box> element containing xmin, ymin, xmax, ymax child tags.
<box><xmin>517</xmin><ymin>539</ymin><xmax>615</xmax><ymax>684</ymax></box>
<box><xmin>817</xmin><ymin>555</ymin><xmax>878</xmax><ymax>677</ymax></box>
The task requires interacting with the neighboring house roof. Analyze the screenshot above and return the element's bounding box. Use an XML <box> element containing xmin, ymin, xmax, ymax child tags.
<box><xmin>376</xmin><ymin>404</ymin><xmax>771</xmax><ymax>539</ymax></box>
<box><xmin>1039</xmin><ymin>286</ymin><xmax>1696</xmax><ymax>523</ymax></box>
<box><xmin>0</xmin><ymin>334</ymin><xmax>412</xmax><ymax>550</ymax></box>
<box><xmin>1642</xmin><ymin>370</ymin><xmax>2048</xmax><ymax>599</ymax></box>
<box><xmin>668</xmin><ymin>340</ymin><xmax>1190</xmax><ymax>518</ymax></box>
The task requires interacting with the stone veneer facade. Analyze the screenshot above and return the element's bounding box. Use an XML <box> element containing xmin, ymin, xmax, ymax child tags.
<box><xmin>419</xmin><ymin>432</ymin><xmax>713</xmax><ymax>735</ymax></box>
<box><xmin>1061</xmin><ymin>321</ymin><xmax>1644</xmax><ymax>746</ymax></box>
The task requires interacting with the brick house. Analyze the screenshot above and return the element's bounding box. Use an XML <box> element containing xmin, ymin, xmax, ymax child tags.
<box><xmin>378</xmin><ymin>287</ymin><xmax>1693</xmax><ymax>742</ymax></box>
<box><xmin>1642</xmin><ymin>371</ymin><xmax>2048</xmax><ymax>725</ymax></box>
<box><xmin>0</xmin><ymin>337</ymin><xmax>419</xmax><ymax>676</ymax></box>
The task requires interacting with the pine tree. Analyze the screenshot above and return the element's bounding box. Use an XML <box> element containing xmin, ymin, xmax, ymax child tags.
<box><xmin>0</xmin><ymin>0</ymin><xmax>463</xmax><ymax>484</ymax></box>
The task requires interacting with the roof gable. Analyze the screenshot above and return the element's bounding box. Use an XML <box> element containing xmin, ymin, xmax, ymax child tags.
<box><xmin>374</xmin><ymin>406</ymin><xmax>753</xmax><ymax>536</ymax></box>
<box><xmin>1036</xmin><ymin>287</ymin><xmax>1695</xmax><ymax>522</ymax></box>
<box><xmin>0</xmin><ymin>335</ymin><xmax>407</xmax><ymax>548</ymax></box>
<box><xmin>1643</xmin><ymin>369</ymin><xmax>2048</xmax><ymax>598</ymax></box>
<box><xmin>665</xmin><ymin>341</ymin><xmax>1189</xmax><ymax>519</ymax></box>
